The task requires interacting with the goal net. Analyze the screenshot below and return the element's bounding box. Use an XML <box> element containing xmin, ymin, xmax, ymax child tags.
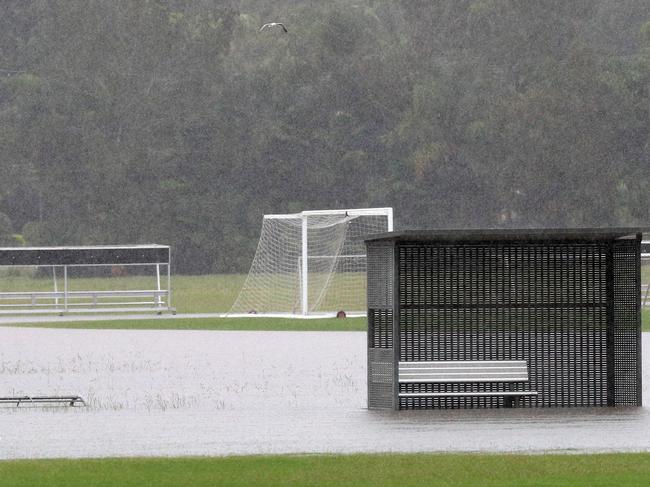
<box><xmin>229</xmin><ymin>208</ymin><xmax>393</xmax><ymax>317</ymax></box>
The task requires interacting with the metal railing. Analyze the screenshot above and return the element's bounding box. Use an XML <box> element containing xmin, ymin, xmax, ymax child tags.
<box><xmin>0</xmin><ymin>396</ymin><xmax>86</xmax><ymax>407</ymax></box>
<box><xmin>0</xmin><ymin>289</ymin><xmax>172</xmax><ymax>314</ymax></box>
<box><xmin>642</xmin><ymin>284</ymin><xmax>650</xmax><ymax>308</ymax></box>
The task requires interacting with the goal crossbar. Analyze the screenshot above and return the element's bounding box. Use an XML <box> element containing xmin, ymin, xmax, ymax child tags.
<box><xmin>264</xmin><ymin>207</ymin><xmax>393</xmax><ymax>223</ymax></box>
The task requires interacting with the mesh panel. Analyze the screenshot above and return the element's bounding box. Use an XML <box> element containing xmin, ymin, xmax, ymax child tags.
<box><xmin>367</xmin><ymin>244</ymin><xmax>393</xmax><ymax>309</ymax></box>
<box><xmin>612</xmin><ymin>239</ymin><xmax>642</xmax><ymax>406</ymax></box>
<box><xmin>367</xmin><ymin>242</ymin><xmax>395</xmax><ymax>409</ymax></box>
<box><xmin>397</xmin><ymin>242</ymin><xmax>613</xmax><ymax>410</ymax></box>
<box><xmin>368</xmin><ymin>309</ymin><xmax>393</xmax><ymax>348</ymax></box>
<box><xmin>368</xmin><ymin>348</ymin><xmax>394</xmax><ymax>409</ymax></box>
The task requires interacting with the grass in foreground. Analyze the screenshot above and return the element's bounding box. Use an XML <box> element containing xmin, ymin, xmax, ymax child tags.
<box><xmin>1</xmin><ymin>452</ymin><xmax>650</xmax><ymax>487</ymax></box>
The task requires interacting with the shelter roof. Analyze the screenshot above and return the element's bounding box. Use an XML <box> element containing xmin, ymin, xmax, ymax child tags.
<box><xmin>0</xmin><ymin>245</ymin><xmax>170</xmax><ymax>266</ymax></box>
<box><xmin>363</xmin><ymin>228</ymin><xmax>648</xmax><ymax>243</ymax></box>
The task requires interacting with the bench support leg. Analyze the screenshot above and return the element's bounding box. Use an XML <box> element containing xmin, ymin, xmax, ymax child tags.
<box><xmin>505</xmin><ymin>383</ymin><xmax>519</xmax><ymax>408</ymax></box>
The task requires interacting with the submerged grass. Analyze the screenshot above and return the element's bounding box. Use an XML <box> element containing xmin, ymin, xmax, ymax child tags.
<box><xmin>1</xmin><ymin>452</ymin><xmax>650</xmax><ymax>487</ymax></box>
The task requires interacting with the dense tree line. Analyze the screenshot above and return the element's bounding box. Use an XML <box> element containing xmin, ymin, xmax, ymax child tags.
<box><xmin>0</xmin><ymin>1</ymin><xmax>649</xmax><ymax>273</ymax></box>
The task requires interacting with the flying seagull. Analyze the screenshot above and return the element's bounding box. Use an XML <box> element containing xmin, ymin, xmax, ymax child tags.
<box><xmin>260</xmin><ymin>22</ymin><xmax>288</xmax><ymax>33</ymax></box>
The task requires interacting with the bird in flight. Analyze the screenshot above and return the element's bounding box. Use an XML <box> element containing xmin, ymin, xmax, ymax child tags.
<box><xmin>260</xmin><ymin>22</ymin><xmax>288</xmax><ymax>33</ymax></box>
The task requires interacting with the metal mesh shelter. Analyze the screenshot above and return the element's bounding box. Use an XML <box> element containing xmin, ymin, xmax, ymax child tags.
<box><xmin>365</xmin><ymin>228</ymin><xmax>645</xmax><ymax>410</ymax></box>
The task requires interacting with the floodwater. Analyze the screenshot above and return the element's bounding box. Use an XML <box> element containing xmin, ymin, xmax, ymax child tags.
<box><xmin>0</xmin><ymin>327</ymin><xmax>649</xmax><ymax>459</ymax></box>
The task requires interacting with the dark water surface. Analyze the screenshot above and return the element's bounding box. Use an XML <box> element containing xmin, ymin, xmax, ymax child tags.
<box><xmin>0</xmin><ymin>327</ymin><xmax>648</xmax><ymax>459</ymax></box>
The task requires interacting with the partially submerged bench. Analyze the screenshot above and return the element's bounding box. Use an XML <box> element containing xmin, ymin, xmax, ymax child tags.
<box><xmin>0</xmin><ymin>396</ymin><xmax>86</xmax><ymax>407</ymax></box>
<box><xmin>398</xmin><ymin>360</ymin><xmax>538</xmax><ymax>407</ymax></box>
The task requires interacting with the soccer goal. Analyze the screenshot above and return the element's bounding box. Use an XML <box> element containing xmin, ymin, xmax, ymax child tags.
<box><xmin>229</xmin><ymin>208</ymin><xmax>393</xmax><ymax>317</ymax></box>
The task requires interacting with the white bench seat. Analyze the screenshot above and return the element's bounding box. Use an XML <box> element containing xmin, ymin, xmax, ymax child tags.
<box><xmin>398</xmin><ymin>360</ymin><xmax>538</xmax><ymax>406</ymax></box>
<box><xmin>399</xmin><ymin>391</ymin><xmax>539</xmax><ymax>398</ymax></box>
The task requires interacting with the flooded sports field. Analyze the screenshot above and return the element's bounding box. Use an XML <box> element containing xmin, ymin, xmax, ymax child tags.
<box><xmin>0</xmin><ymin>327</ymin><xmax>649</xmax><ymax>459</ymax></box>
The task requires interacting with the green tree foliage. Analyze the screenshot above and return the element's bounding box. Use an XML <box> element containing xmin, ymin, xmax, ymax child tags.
<box><xmin>0</xmin><ymin>0</ymin><xmax>648</xmax><ymax>272</ymax></box>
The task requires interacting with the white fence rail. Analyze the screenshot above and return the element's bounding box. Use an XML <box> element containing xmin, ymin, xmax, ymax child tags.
<box><xmin>0</xmin><ymin>289</ymin><xmax>172</xmax><ymax>315</ymax></box>
<box><xmin>642</xmin><ymin>284</ymin><xmax>650</xmax><ymax>308</ymax></box>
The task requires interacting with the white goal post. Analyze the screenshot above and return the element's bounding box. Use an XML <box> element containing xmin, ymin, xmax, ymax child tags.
<box><xmin>229</xmin><ymin>208</ymin><xmax>393</xmax><ymax>317</ymax></box>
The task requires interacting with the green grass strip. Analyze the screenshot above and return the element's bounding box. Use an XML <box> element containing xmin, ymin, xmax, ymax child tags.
<box><xmin>1</xmin><ymin>452</ymin><xmax>650</xmax><ymax>487</ymax></box>
<box><xmin>5</xmin><ymin>316</ymin><xmax>367</xmax><ymax>332</ymax></box>
<box><xmin>6</xmin><ymin>310</ymin><xmax>650</xmax><ymax>332</ymax></box>
<box><xmin>5</xmin><ymin>310</ymin><xmax>650</xmax><ymax>332</ymax></box>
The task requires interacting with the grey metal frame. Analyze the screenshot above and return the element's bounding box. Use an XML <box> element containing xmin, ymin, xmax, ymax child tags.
<box><xmin>0</xmin><ymin>396</ymin><xmax>86</xmax><ymax>407</ymax></box>
<box><xmin>0</xmin><ymin>245</ymin><xmax>174</xmax><ymax>315</ymax></box>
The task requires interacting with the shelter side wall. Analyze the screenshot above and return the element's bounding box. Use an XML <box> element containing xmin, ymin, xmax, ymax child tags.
<box><xmin>396</xmin><ymin>241</ymin><xmax>612</xmax><ymax>410</ymax></box>
<box><xmin>367</xmin><ymin>242</ymin><xmax>395</xmax><ymax>409</ymax></box>
<box><xmin>612</xmin><ymin>238</ymin><xmax>642</xmax><ymax>406</ymax></box>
